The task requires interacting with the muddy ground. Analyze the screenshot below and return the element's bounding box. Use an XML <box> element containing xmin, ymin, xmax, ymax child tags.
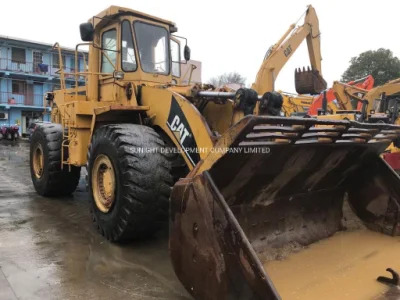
<box><xmin>0</xmin><ymin>141</ymin><xmax>191</xmax><ymax>300</ymax></box>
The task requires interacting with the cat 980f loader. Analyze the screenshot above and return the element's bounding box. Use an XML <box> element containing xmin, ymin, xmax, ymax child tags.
<box><xmin>30</xmin><ymin>5</ymin><xmax>400</xmax><ymax>300</ymax></box>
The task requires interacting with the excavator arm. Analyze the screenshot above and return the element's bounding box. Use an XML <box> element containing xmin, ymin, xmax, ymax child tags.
<box><xmin>251</xmin><ymin>5</ymin><xmax>326</xmax><ymax>95</ymax></box>
<box><xmin>331</xmin><ymin>78</ymin><xmax>400</xmax><ymax>115</ymax></box>
<box><xmin>332</xmin><ymin>81</ymin><xmax>369</xmax><ymax>111</ymax></box>
<box><xmin>309</xmin><ymin>75</ymin><xmax>375</xmax><ymax>116</ymax></box>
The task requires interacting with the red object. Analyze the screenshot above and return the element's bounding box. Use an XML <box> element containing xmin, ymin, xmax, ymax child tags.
<box><xmin>308</xmin><ymin>75</ymin><xmax>375</xmax><ymax>116</ymax></box>
<box><xmin>382</xmin><ymin>152</ymin><xmax>400</xmax><ymax>171</ymax></box>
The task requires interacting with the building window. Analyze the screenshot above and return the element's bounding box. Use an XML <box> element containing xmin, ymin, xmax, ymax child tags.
<box><xmin>11</xmin><ymin>48</ymin><xmax>26</xmax><ymax>64</ymax></box>
<box><xmin>12</xmin><ymin>80</ymin><xmax>26</xmax><ymax>94</ymax></box>
<box><xmin>52</xmin><ymin>53</ymin><xmax>66</xmax><ymax>69</ymax></box>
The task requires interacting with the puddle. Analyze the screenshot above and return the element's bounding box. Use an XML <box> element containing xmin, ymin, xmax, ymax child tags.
<box><xmin>264</xmin><ymin>229</ymin><xmax>400</xmax><ymax>300</ymax></box>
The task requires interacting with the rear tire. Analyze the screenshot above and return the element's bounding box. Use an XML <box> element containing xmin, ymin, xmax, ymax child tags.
<box><xmin>30</xmin><ymin>123</ymin><xmax>81</xmax><ymax>196</ymax></box>
<box><xmin>88</xmin><ymin>124</ymin><xmax>173</xmax><ymax>241</ymax></box>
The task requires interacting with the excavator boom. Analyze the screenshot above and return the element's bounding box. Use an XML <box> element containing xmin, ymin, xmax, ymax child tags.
<box><xmin>252</xmin><ymin>5</ymin><xmax>326</xmax><ymax>95</ymax></box>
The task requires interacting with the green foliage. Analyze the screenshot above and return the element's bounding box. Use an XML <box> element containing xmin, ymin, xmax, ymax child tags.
<box><xmin>341</xmin><ymin>48</ymin><xmax>400</xmax><ymax>86</ymax></box>
<box><xmin>209</xmin><ymin>72</ymin><xmax>246</xmax><ymax>87</ymax></box>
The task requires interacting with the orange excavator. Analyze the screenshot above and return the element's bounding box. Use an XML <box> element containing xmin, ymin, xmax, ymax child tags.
<box><xmin>308</xmin><ymin>75</ymin><xmax>375</xmax><ymax>115</ymax></box>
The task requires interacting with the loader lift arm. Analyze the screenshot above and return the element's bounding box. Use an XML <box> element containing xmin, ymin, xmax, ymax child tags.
<box><xmin>251</xmin><ymin>5</ymin><xmax>326</xmax><ymax>95</ymax></box>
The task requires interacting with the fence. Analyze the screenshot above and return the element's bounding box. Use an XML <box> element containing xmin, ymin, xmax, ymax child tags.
<box><xmin>0</xmin><ymin>57</ymin><xmax>78</xmax><ymax>78</ymax></box>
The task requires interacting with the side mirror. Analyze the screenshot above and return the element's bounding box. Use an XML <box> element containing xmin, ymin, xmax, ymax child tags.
<box><xmin>80</xmin><ymin>22</ymin><xmax>94</xmax><ymax>42</ymax></box>
<box><xmin>184</xmin><ymin>45</ymin><xmax>191</xmax><ymax>61</ymax></box>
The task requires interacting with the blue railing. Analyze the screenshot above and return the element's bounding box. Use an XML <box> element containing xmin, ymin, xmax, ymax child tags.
<box><xmin>0</xmin><ymin>92</ymin><xmax>44</xmax><ymax>107</ymax></box>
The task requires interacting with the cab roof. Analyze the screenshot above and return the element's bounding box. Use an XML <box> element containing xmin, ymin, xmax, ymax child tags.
<box><xmin>91</xmin><ymin>6</ymin><xmax>176</xmax><ymax>28</ymax></box>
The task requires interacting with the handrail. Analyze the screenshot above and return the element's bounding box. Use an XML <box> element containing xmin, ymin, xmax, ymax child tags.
<box><xmin>0</xmin><ymin>91</ymin><xmax>44</xmax><ymax>106</ymax></box>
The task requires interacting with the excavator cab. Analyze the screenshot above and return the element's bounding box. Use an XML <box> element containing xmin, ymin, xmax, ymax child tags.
<box><xmin>295</xmin><ymin>66</ymin><xmax>327</xmax><ymax>94</ymax></box>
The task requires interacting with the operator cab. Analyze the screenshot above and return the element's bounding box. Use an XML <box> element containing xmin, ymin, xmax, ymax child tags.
<box><xmin>79</xmin><ymin>6</ymin><xmax>190</xmax><ymax>89</ymax></box>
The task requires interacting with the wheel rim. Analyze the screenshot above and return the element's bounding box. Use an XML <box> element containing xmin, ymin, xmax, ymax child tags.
<box><xmin>33</xmin><ymin>144</ymin><xmax>44</xmax><ymax>179</ymax></box>
<box><xmin>92</xmin><ymin>154</ymin><xmax>116</xmax><ymax>213</ymax></box>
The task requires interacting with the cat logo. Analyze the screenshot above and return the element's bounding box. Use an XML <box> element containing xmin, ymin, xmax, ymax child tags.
<box><xmin>169</xmin><ymin>115</ymin><xmax>191</xmax><ymax>144</ymax></box>
<box><xmin>167</xmin><ymin>96</ymin><xmax>200</xmax><ymax>166</ymax></box>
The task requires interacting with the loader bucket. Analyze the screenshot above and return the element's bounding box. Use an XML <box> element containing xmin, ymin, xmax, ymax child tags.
<box><xmin>295</xmin><ymin>67</ymin><xmax>327</xmax><ymax>95</ymax></box>
<box><xmin>169</xmin><ymin>116</ymin><xmax>400</xmax><ymax>300</ymax></box>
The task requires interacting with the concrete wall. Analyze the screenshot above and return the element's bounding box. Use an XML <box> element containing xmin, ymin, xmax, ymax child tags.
<box><xmin>180</xmin><ymin>60</ymin><xmax>202</xmax><ymax>84</ymax></box>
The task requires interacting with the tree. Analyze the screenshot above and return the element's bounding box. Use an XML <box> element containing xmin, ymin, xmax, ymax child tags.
<box><xmin>341</xmin><ymin>48</ymin><xmax>400</xmax><ymax>86</ymax></box>
<box><xmin>209</xmin><ymin>72</ymin><xmax>246</xmax><ymax>87</ymax></box>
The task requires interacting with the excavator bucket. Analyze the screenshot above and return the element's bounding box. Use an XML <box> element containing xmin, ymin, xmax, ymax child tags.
<box><xmin>295</xmin><ymin>67</ymin><xmax>327</xmax><ymax>95</ymax></box>
<box><xmin>170</xmin><ymin>116</ymin><xmax>400</xmax><ymax>300</ymax></box>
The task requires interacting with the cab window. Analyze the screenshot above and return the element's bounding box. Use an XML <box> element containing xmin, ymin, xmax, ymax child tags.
<box><xmin>121</xmin><ymin>21</ymin><xmax>137</xmax><ymax>71</ymax></box>
<box><xmin>101</xmin><ymin>29</ymin><xmax>117</xmax><ymax>73</ymax></box>
<box><xmin>134</xmin><ymin>22</ymin><xmax>169</xmax><ymax>75</ymax></box>
<box><xmin>171</xmin><ymin>39</ymin><xmax>180</xmax><ymax>77</ymax></box>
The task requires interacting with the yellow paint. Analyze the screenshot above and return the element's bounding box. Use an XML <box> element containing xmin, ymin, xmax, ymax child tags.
<box><xmin>92</xmin><ymin>154</ymin><xmax>116</xmax><ymax>213</ymax></box>
<box><xmin>140</xmin><ymin>86</ymin><xmax>214</xmax><ymax>168</ymax></box>
<box><xmin>280</xmin><ymin>92</ymin><xmax>313</xmax><ymax>116</ymax></box>
<box><xmin>202</xmin><ymin>101</ymin><xmax>235</xmax><ymax>134</ymax></box>
<box><xmin>264</xmin><ymin>230</ymin><xmax>400</xmax><ymax>300</ymax></box>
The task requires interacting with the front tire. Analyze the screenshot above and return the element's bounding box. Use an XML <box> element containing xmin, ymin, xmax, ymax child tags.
<box><xmin>88</xmin><ymin>124</ymin><xmax>173</xmax><ymax>241</ymax></box>
<box><xmin>30</xmin><ymin>123</ymin><xmax>81</xmax><ymax>196</ymax></box>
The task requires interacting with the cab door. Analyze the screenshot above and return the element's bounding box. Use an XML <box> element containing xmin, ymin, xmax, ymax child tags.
<box><xmin>99</xmin><ymin>24</ymin><xmax>118</xmax><ymax>102</ymax></box>
<box><xmin>99</xmin><ymin>21</ymin><xmax>138</xmax><ymax>103</ymax></box>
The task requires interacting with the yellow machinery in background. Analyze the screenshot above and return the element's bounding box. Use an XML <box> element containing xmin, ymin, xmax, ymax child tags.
<box><xmin>280</xmin><ymin>91</ymin><xmax>314</xmax><ymax>116</ymax></box>
<box><xmin>203</xmin><ymin>5</ymin><xmax>326</xmax><ymax>120</ymax></box>
<box><xmin>29</xmin><ymin>5</ymin><xmax>400</xmax><ymax>300</ymax></box>
<box><xmin>317</xmin><ymin>78</ymin><xmax>400</xmax><ymax>172</ymax></box>
<box><xmin>316</xmin><ymin>78</ymin><xmax>400</xmax><ymax>123</ymax></box>
<box><xmin>316</xmin><ymin>78</ymin><xmax>400</xmax><ymax>119</ymax></box>
<box><xmin>252</xmin><ymin>4</ymin><xmax>326</xmax><ymax>116</ymax></box>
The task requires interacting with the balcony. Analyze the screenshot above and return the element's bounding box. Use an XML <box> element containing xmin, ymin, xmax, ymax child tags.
<box><xmin>0</xmin><ymin>91</ymin><xmax>44</xmax><ymax>107</ymax></box>
<box><xmin>0</xmin><ymin>58</ymin><xmax>82</xmax><ymax>79</ymax></box>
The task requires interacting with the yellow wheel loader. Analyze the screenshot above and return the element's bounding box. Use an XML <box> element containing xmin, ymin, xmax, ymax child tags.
<box><xmin>30</xmin><ymin>5</ymin><xmax>400</xmax><ymax>300</ymax></box>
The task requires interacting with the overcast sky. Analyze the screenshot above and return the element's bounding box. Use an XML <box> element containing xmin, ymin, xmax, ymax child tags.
<box><xmin>2</xmin><ymin>0</ymin><xmax>399</xmax><ymax>92</ymax></box>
